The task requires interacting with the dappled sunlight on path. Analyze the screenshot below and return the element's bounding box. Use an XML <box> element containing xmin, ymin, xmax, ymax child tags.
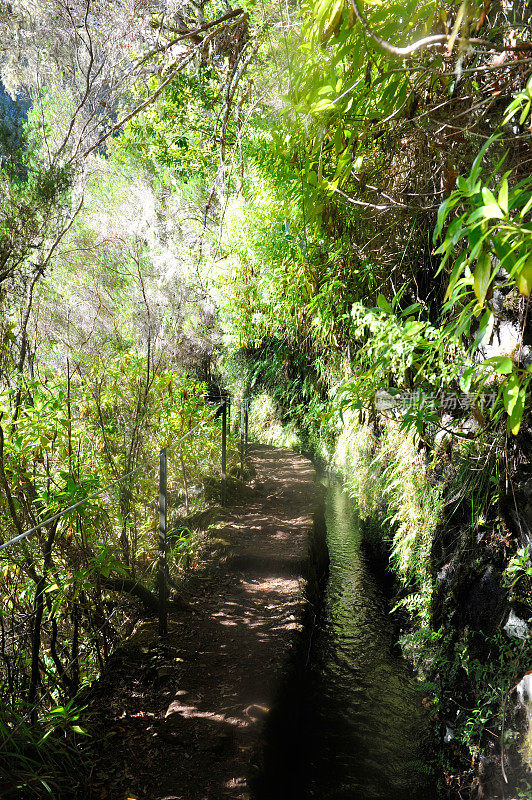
<box><xmin>87</xmin><ymin>444</ymin><xmax>319</xmax><ymax>800</ymax></box>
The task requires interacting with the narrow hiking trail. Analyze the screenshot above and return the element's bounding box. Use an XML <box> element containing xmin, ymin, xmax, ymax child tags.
<box><xmin>86</xmin><ymin>445</ymin><xmax>320</xmax><ymax>800</ymax></box>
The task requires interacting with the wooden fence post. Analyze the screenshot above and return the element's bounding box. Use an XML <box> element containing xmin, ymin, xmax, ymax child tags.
<box><xmin>158</xmin><ymin>447</ymin><xmax>168</xmax><ymax>637</ymax></box>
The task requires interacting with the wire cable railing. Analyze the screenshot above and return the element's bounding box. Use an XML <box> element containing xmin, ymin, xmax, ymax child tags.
<box><xmin>0</xmin><ymin>404</ymin><xmax>222</xmax><ymax>553</ymax></box>
<box><xmin>0</xmin><ymin>394</ymin><xmax>250</xmax><ymax>739</ymax></box>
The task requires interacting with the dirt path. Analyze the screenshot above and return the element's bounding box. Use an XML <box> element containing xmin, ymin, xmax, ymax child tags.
<box><xmin>87</xmin><ymin>444</ymin><xmax>321</xmax><ymax>800</ymax></box>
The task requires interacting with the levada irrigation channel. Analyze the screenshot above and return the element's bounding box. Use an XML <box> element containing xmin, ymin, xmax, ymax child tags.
<box><xmin>253</xmin><ymin>475</ymin><xmax>436</xmax><ymax>800</ymax></box>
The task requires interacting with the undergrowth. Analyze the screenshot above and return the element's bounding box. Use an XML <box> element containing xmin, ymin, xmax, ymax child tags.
<box><xmin>0</xmin><ymin>703</ymin><xmax>90</xmax><ymax>799</ymax></box>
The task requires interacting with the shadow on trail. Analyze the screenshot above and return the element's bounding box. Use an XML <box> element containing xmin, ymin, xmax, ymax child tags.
<box><xmin>86</xmin><ymin>444</ymin><xmax>318</xmax><ymax>800</ymax></box>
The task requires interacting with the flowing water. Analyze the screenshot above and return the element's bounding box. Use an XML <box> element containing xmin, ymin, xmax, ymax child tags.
<box><xmin>254</xmin><ymin>477</ymin><xmax>436</xmax><ymax>800</ymax></box>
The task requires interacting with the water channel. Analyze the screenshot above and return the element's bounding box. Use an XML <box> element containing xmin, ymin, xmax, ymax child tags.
<box><xmin>254</xmin><ymin>476</ymin><xmax>436</xmax><ymax>800</ymax></box>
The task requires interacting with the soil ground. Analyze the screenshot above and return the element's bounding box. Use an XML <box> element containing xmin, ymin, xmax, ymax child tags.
<box><xmin>85</xmin><ymin>444</ymin><xmax>320</xmax><ymax>800</ymax></box>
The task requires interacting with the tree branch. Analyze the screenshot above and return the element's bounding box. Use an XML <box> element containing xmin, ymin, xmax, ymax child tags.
<box><xmin>348</xmin><ymin>0</ymin><xmax>508</xmax><ymax>57</ymax></box>
<box><xmin>139</xmin><ymin>8</ymin><xmax>245</xmax><ymax>67</ymax></box>
<box><xmin>100</xmin><ymin>577</ymin><xmax>191</xmax><ymax>613</ymax></box>
<box><xmin>81</xmin><ymin>14</ymin><xmax>247</xmax><ymax>160</ymax></box>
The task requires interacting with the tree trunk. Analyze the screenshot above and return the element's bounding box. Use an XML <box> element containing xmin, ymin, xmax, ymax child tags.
<box><xmin>28</xmin><ymin>523</ymin><xmax>57</xmax><ymax>720</ymax></box>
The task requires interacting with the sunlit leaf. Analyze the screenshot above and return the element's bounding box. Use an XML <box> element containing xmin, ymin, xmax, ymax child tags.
<box><xmin>498</xmin><ymin>177</ymin><xmax>509</xmax><ymax>215</ymax></box>
<box><xmin>473</xmin><ymin>252</ymin><xmax>492</xmax><ymax>305</ymax></box>
<box><xmin>517</xmin><ymin>258</ymin><xmax>532</xmax><ymax>297</ymax></box>
<box><xmin>503</xmin><ymin>373</ymin><xmax>520</xmax><ymax>415</ymax></box>
<box><xmin>376</xmin><ymin>294</ymin><xmax>393</xmax><ymax>314</ymax></box>
<box><xmin>484</xmin><ymin>356</ymin><xmax>513</xmax><ymax>375</ymax></box>
<box><xmin>507</xmin><ymin>388</ymin><xmax>525</xmax><ymax>434</ymax></box>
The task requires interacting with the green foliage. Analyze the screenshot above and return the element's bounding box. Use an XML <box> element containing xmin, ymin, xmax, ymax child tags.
<box><xmin>112</xmin><ymin>68</ymin><xmax>220</xmax><ymax>182</ymax></box>
<box><xmin>0</xmin><ymin>91</ymin><xmax>74</xmax><ymax>284</ymax></box>
<box><xmin>503</xmin><ymin>75</ymin><xmax>532</xmax><ymax>129</ymax></box>
<box><xmin>169</xmin><ymin>527</ymin><xmax>199</xmax><ymax>571</ymax></box>
<box><xmin>434</xmin><ymin>131</ymin><xmax>532</xmax><ymax>434</ymax></box>
<box><xmin>337</xmin><ymin>415</ymin><xmax>443</xmax><ymax>620</ymax></box>
<box><xmin>0</xmin><ymin>702</ymin><xmax>89</xmax><ymax>798</ymax></box>
<box><xmin>503</xmin><ymin>547</ymin><xmax>532</xmax><ymax>589</ymax></box>
<box><xmin>39</xmin><ymin>701</ymin><xmax>89</xmax><ymax>742</ymax></box>
<box><xmin>336</xmin><ymin>295</ymin><xmax>463</xmax><ymax>436</ymax></box>
<box><xmin>0</xmin><ymin>355</ymin><xmax>226</xmax><ymax>747</ymax></box>
<box><xmin>280</xmin><ymin>0</ymin><xmax>439</xmax><ymax>177</ymax></box>
<box><xmin>248</xmin><ymin>392</ymin><xmax>302</xmax><ymax>450</ymax></box>
<box><xmin>0</xmin><ymin>0</ymin><xmax>530</xmax><ymax>795</ymax></box>
<box><xmin>213</xmin><ymin>0</ymin><xmax>532</xmax><ymax>465</ymax></box>
<box><xmin>404</xmin><ymin>624</ymin><xmax>532</xmax><ymax>787</ymax></box>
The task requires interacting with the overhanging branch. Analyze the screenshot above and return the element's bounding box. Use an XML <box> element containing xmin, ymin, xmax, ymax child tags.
<box><xmin>81</xmin><ymin>13</ymin><xmax>247</xmax><ymax>160</ymax></box>
<box><xmin>349</xmin><ymin>0</ymin><xmax>506</xmax><ymax>57</ymax></box>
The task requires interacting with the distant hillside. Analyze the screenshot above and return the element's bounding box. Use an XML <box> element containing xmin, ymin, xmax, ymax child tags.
<box><xmin>0</xmin><ymin>79</ymin><xmax>29</xmax><ymax>121</ymax></box>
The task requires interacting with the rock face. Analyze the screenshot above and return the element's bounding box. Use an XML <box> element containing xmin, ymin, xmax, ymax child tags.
<box><xmin>515</xmin><ymin>673</ymin><xmax>532</xmax><ymax>773</ymax></box>
<box><xmin>433</xmin><ymin>551</ymin><xmax>508</xmax><ymax>636</ymax></box>
<box><xmin>504</xmin><ymin>610</ymin><xmax>530</xmax><ymax>640</ymax></box>
<box><xmin>463</xmin><ymin>566</ymin><xmax>508</xmax><ymax>633</ymax></box>
<box><xmin>518</xmin><ymin>477</ymin><xmax>532</xmax><ymax>549</ymax></box>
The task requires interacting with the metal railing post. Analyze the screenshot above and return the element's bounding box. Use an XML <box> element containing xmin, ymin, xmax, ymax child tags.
<box><xmin>244</xmin><ymin>398</ymin><xmax>249</xmax><ymax>454</ymax></box>
<box><xmin>221</xmin><ymin>400</ymin><xmax>227</xmax><ymax>506</ymax></box>
<box><xmin>240</xmin><ymin>400</ymin><xmax>245</xmax><ymax>476</ymax></box>
<box><xmin>158</xmin><ymin>447</ymin><xmax>168</xmax><ymax>637</ymax></box>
